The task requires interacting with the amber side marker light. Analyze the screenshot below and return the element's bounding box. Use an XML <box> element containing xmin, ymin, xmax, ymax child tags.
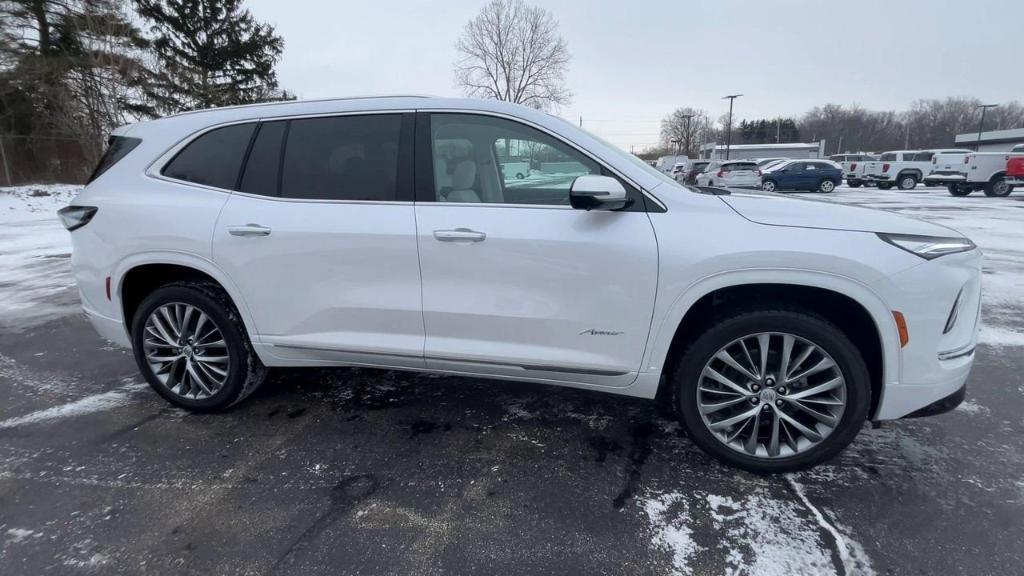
<box><xmin>892</xmin><ymin>311</ymin><xmax>909</xmax><ymax>347</ymax></box>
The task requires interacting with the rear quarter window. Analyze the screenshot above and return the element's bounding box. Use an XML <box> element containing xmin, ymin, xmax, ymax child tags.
<box><xmin>88</xmin><ymin>136</ymin><xmax>142</xmax><ymax>183</ymax></box>
<box><xmin>162</xmin><ymin>123</ymin><xmax>257</xmax><ymax>190</ymax></box>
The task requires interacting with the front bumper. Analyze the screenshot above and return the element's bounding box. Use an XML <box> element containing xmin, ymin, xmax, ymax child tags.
<box><xmin>902</xmin><ymin>381</ymin><xmax>967</xmax><ymax>418</ymax></box>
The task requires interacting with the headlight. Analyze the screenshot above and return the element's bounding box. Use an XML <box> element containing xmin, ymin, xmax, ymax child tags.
<box><xmin>876</xmin><ymin>233</ymin><xmax>976</xmax><ymax>260</ymax></box>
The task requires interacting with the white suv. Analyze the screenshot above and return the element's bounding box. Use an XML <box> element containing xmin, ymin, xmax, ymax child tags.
<box><xmin>61</xmin><ymin>96</ymin><xmax>982</xmax><ymax>472</ymax></box>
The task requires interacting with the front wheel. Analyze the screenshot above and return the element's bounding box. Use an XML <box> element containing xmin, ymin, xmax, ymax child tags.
<box><xmin>131</xmin><ymin>282</ymin><xmax>267</xmax><ymax>412</ymax></box>
<box><xmin>818</xmin><ymin>179</ymin><xmax>836</xmax><ymax>193</ymax></box>
<box><xmin>672</xmin><ymin>307</ymin><xmax>870</xmax><ymax>473</ymax></box>
<box><xmin>898</xmin><ymin>174</ymin><xmax>917</xmax><ymax>190</ymax></box>
<box><xmin>761</xmin><ymin>180</ymin><xmax>777</xmax><ymax>192</ymax></box>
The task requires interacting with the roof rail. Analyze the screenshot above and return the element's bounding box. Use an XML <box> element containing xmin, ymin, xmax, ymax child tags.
<box><xmin>166</xmin><ymin>94</ymin><xmax>435</xmax><ymax>119</ymax></box>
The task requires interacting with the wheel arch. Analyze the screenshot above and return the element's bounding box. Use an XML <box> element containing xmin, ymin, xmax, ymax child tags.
<box><xmin>648</xmin><ymin>272</ymin><xmax>899</xmax><ymax>420</ymax></box>
<box><xmin>114</xmin><ymin>252</ymin><xmax>258</xmax><ymax>340</ymax></box>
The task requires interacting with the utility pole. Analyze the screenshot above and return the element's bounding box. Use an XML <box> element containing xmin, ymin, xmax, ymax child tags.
<box><xmin>579</xmin><ymin>115</ymin><xmax>582</xmax><ymax>128</ymax></box>
<box><xmin>975</xmin><ymin>104</ymin><xmax>998</xmax><ymax>151</ymax></box>
<box><xmin>776</xmin><ymin>118</ymin><xmax>781</xmax><ymax>143</ymax></box>
<box><xmin>722</xmin><ymin>94</ymin><xmax>742</xmax><ymax>160</ymax></box>
<box><xmin>0</xmin><ymin>136</ymin><xmax>11</xmax><ymax>187</ymax></box>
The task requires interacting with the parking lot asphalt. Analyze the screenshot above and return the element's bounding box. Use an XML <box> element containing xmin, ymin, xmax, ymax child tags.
<box><xmin>1</xmin><ymin>185</ymin><xmax>1023</xmax><ymax>575</ymax></box>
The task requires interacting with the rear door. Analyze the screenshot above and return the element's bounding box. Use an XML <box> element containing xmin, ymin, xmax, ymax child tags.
<box><xmin>413</xmin><ymin>112</ymin><xmax>658</xmax><ymax>386</ymax></box>
<box><xmin>213</xmin><ymin>112</ymin><xmax>425</xmax><ymax>368</ymax></box>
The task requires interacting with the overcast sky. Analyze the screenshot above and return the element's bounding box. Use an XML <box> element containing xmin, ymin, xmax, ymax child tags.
<box><xmin>246</xmin><ymin>0</ymin><xmax>1023</xmax><ymax>150</ymax></box>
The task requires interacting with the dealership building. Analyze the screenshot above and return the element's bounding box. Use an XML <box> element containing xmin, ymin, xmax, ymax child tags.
<box><xmin>699</xmin><ymin>141</ymin><xmax>827</xmax><ymax>160</ymax></box>
<box><xmin>953</xmin><ymin>127</ymin><xmax>1024</xmax><ymax>152</ymax></box>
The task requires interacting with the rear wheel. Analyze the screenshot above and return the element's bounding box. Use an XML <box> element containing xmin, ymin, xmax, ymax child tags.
<box><xmin>818</xmin><ymin>179</ymin><xmax>836</xmax><ymax>193</ymax></box>
<box><xmin>948</xmin><ymin>184</ymin><xmax>971</xmax><ymax>197</ymax></box>
<box><xmin>672</xmin><ymin>307</ymin><xmax>869</xmax><ymax>473</ymax></box>
<box><xmin>898</xmin><ymin>174</ymin><xmax>918</xmax><ymax>190</ymax></box>
<box><xmin>983</xmin><ymin>176</ymin><xmax>1012</xmax><ymax>197</ymax></box>
<box><xmin>761</xmin><ymin>180</ymin><xmax>777</xmax><ymax>192</ymax></box>
<box><xmin>131</xmin><ymin>282</ymin><xmax>267</xmax><ymax>412</ymax></box>
<box><xmin>848</xmin><ymin>180</ymin><xmax>862</xmax><ymax>188</ymax></box>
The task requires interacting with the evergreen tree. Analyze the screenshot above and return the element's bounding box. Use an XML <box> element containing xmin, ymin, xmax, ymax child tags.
<box><xmin>134</xmin><ymin>0</ymin><xmax>286</xmax><ymax>114</ymax></box>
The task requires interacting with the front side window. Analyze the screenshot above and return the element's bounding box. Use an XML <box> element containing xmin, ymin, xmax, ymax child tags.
<box><xmin>162</xmin><ymin>123</ymin><xmax>256</xmax><ymax>189</ymax></box>
<box><xmin>428</xmin><ymin>113</ymin><xmax>601</xmax><ymax>205</ymax></box>
<box><xmin>281</xmin><ymin>114</ymin><xmax>402</xmax><ymax>201</ymax></box>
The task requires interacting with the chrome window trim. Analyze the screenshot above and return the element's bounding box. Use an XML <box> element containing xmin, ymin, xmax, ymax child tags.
<box><xmin>145</xmin><ymin>109</ymin><xmax>415</xmax><ymax>199</ymax></box>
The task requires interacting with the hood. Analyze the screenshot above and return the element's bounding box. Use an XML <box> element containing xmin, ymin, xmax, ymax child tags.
<box><xmin>719</xmin><ymin>192</ymin><xmax>963</xmax><ymax>237</ymax></box>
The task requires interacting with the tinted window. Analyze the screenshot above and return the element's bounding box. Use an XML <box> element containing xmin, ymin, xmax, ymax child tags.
<box><xmin>789</xmin><ymin>162</ymin><xmax>806</xmax><ymax>171</ymax></box>
<box><xmin>722</xmin><ymin>163</ymin><xmax>757</xmax><ymax>172</ymax></box>
<box><xmin>240</xmin><ymin>121</ymin><xmax>286</xmax><ymax>196</ymax></box>
<box><xmin>88</xmin><ymin>136</ymin><xmax>142</xmax><ymax>183</ymax></box>
<box><xmin>879</xmin><ymin>153</ymin><xmax>897</xmax><ymax>161</ymax></box>
<box><xmin>281</xmin><ymin>114</ymin><xmax>401</xmax><ymax>201</ymax></box>
<box><xmin>915</xmin><ymin>152</ymin><xmax>933</xmax><ymax>161</ymax></box>
<box><xmin>163</xmin><ymin>124</ymin><xmax>255</xmax><ymax>189</ymax></box>
<box><xmin>429</xmin><ymin>113</ymin><xmax>600</xmax><ymax>205</ymax></box>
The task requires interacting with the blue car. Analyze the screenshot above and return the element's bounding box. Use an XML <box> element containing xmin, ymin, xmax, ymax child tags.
<box><xmin>759</xmin><ymin>160</ymin><xmax>842</xmax><ymax>193</ymax></box>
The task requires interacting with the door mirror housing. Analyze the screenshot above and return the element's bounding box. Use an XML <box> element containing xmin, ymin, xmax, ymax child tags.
<box><xmin>569</xmin><ymin>175</ymin><xmax>629</xmax><ymax>210</ymax></box>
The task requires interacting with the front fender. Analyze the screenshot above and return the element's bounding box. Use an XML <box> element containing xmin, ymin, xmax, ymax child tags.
<box><xmin>642</xmin><ymin>267</ymin><xmax>902</xmax><ymax>399</ymax></box>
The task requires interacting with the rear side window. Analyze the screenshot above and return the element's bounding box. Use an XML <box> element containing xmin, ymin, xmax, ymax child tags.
<box><xmin>915</xmin><ymin>152</ymin><xmax>934</xmax><ymax>161</ymax></box>
<box><xmin>240</xmin><ymin>121</ymin><xmax>287</xmax><ymax>196</ymax></box>
<box><xmin>281</xmin><ymin>114</ymin><xmax>402</xmax><ymax>201</ymax></box>
<box><xmin>88</xmin><ymin>136</ymin><xmax>142</xmax><ymax>183</ymax></box>
<box><xmin>163</xmin><ymin>123</ymin><xmax>256</xmax><ymax>189</ymax></box>
<box><xmin>879</xmin><ymin>153</ymin><xmax>897</xmax><ymax>161</ymax></box>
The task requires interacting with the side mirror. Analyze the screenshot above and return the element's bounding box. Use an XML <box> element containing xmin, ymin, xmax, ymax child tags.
<box><xmin>569</xmin><ymin>175</ymin><xmax>629</xmax><ymax>211</ymax></box>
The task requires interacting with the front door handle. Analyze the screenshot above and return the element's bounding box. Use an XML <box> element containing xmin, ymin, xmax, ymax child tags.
<box><xmin>433</xmin><ymin>228</ymin><xmax>486</xmax><ymax>242</ymax></box>
<box><xmin>227</xmin><ymin>224</ymin><xmax>272</xmax><ymax>237</ymax></box>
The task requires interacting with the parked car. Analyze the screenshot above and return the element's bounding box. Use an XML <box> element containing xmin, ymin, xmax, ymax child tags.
<box><xmin>1005</xmin><ymin>156</ymin><xmax>1024</xmax><ymax>188</ymax></box>
<box><xmin>758</xmin><ymin>158</ymin><xmax>789</xmax><ymax>172</ymax></box>
<box><xmin>829</xmin><ymin>153</ymin><xmax>877</xmax><ymax>187</ymax></box>
<box><xmin>756</xmin><ymin>157</ymin><xmax>788</xmax><ymax>168</ymax></box>
<box><xmin>923</xmin><ymin>150</ymin><xmax>972</xmax><ymax>188</ymax></box>
<box><xmin>759</xmin><ymin>160</ymin><xmax>843</xmax><ymax>193</ymax></box>
<box><xmin>946</xmin><ymin>152</ymin><xmax>1024</xmax><ymax>197</ymax></box>
<box><xmin>679</xmin><ymin>160</ymin><xmax>712</xmax><ymax>184</ymax></box>
<box><xmin>670</xmin><ymin>162</ymin><xmax>688</xmax><ymax>180</ymax></box>
<box><xmin>655</xmin><ymin>155</ymin><xmax>689</xmax><ymax>175</ymax></box>
<box><xmin>695</xmin><ymin>160</ymin><xmax>762</xmax><ymax>188</ymax></box>
<box><xmin>863</xmin><ymin>149</ymin><xmax>970</xmax><ymax>190</ymax></box>
<box><xmin>60</xmin><ymin>96</ymin><xmax>981</xmax><ymax>473</ymax></box>
<box><xmin>1012</xmin><ymin>144</ymin><xmax>1024</xmax><ymax>153</ymax></box>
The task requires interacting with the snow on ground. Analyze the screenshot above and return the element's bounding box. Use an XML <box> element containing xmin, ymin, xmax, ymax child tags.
<box><xmin>0</xmin><ymin>184</ymin><xmax>80</xmax><ymax>331</ymax></box>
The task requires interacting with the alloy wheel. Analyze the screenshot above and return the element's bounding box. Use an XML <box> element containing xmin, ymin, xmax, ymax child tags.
<box><xmin>142</xmin><ymin>303</ymin><xmax>231</xmax><ymax>400</ymax></box>
<box><xmin>820</xmin><ymin>180</ymin><xmax>835</xmax><ymax>192</ymax></box>
<box><xmin>762</xmin><ymin>181</ymin><xmax>776</xmax><ymax>192</ymax></box>
<box><xmin>696</xmin><ymin>332</ymin><xmax>847</xmax><ymax>459</ymax></box>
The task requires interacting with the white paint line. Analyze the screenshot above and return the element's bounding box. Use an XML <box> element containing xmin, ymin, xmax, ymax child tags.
<box><xmin>0</xmin><ymin>382</ymin><xmax>146</xmax><ymax>430</ymax></box>
<box><xmin>786</xmin><ymin>474</ymin><xmax>875</xmax><ymax>576</ymax></box>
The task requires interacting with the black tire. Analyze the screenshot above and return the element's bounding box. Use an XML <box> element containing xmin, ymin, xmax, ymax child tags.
<box><xmin>818</xmin><ymin>179</ymin><xmax>836</xmax><ymax>193</ymax></box>
<box><xmin>948</xmin><ymin>184</ymin><xmax>971</xmax><ymax>197</ymax></box>
<box><xmin>877</xmin><ymin>182</ymin><xmax>893</xmax><ymax>190</ymax></box>
<box><xmin>671</xmin><ymin>306</ymin><xmax>870</xmax><ymax>473</ymax></box>
<box><xmin>848</xmin><ymin>180</ymin><xmax>862</xmax><ymax>188</ymax></box>
<box><xmin>897</xmin><ymin>174</ymin><xmax>917</xmax><ymax>190</ymax></box>
<box><xmin>983</xmin><ymin>176</ymin><xmax>1012</xmax><ymax>197</ymax></box>
<box><xmin>131</xmin><ymin>282</ymin><xmax>267</xmax><ymax>412</ymax></box>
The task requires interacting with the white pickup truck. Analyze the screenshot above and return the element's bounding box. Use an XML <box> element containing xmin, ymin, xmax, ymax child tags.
<box><xmin>923</xmin><ymin>150</ymin><xmax>972</xmax><ymax>187</ymax></box>
<box><xmin>863</xmin><ymin>149</ymin><xmax>970</xmax><ymax>190</ymax></box>
<box><xmin>944</xmin><ymin>151</ymin><xmax>1024</xmax><ymax>197</ymax></box>
<box><xmin>828</xmin><ymin>153</ymin><xmax>876</xmax><ymax>187</ymax></box>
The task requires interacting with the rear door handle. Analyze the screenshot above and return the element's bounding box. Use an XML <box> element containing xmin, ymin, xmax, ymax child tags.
<box><xmin>227</xmin><ymin>224</ymin><xmax>272</xmax><ymax>237</ymax></box>
<box><xmin>433</xmin><ymin>228</ymin><xmax>486</xmax><ymax>242</ymax></box>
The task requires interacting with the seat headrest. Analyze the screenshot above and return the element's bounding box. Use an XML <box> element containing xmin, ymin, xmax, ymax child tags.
<box><xmin>451</xmin><ymin>160</ymin><xmax>477</xmax><ymax>190</ymax></box>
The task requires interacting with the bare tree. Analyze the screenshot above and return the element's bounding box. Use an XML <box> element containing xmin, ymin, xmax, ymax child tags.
<box><xmin>454</xmin><ymin>0</ymin><xmax>570</xmax><ymax>110</ymax></box>
<box><xmin>660</xmin><ymin>107</ymin><xmax>705</xmax><ymax>157</ymax></box>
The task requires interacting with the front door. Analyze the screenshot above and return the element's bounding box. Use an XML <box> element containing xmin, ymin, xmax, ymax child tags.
<box><xmin>414</xmin><ymin>112</ymin><xmax>659</xmax><ymax>387</ymax></box>
<box><xmin>213</xmin><ymin>113</ymin><xmax>424</xmax><ymax>368</ymax></box>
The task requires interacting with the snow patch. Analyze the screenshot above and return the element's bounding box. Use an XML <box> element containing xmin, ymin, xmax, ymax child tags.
<box><xmin>979</xmin><ymin>324</ymin><xmax>1024</xmax><ymax>347</ymax></box>
<box><xmin>641</xmin><ymin>492</ymin><xmax>700</xmax><ymax>576</ymax></box>
<box><xmin>0</xmin><ymin>381</ymin><xmax>145</xmax><ymax>430</ymax></box>
<box><xmin>5</xmin><ymin>528</ymin><xmax>38</xmax><ymax>543</ymax></box>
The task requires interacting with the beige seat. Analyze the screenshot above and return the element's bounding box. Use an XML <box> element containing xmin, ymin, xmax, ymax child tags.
<box><xmin>443</xmin><ymin>160</ymin><xmax>481</xmax><ymax>203</ymax></box>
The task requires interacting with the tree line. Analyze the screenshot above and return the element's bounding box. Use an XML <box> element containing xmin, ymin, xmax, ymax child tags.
<box><xmin>658</xmin><ymin>97</ymin><xmax>1024</xmax><ymax>158</ymax></box>
<box><xmin>0</xmin><ymin>0</ymin><xmax>288</xmax><ymax>184</ymax></box>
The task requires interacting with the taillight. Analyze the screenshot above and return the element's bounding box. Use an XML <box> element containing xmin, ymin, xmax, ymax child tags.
<box><xmin>755</xmin><ymin>169</ymin><xmax>762</xmax><ymax>177</ymax></box>
<box><xmin>717</xmin><ymin>170</ymin><xmax>724</xmax><ymax>177</ymax></box>
<box><xmin>932</xmin><ymin>157</ymin><xmax>937</xmax><ymax>164</ymax></box>
<box><xmin>964</xmin><ymin>155</ymin><xmax>970</xmax><ymax>164</ymax></box>
<box><xmin>850</xmin><ymin>162</ymin><xmax>857</xmax><ymax>171</ymax></box>
<box><xmin>882</xmin><ymin>163</ymin><xmax>890</xmax><ymax>172</ymax></box>
<box><xmin>57</xmin><ymin>205</ymin><xmax>98</xmax><ymax>231</ymax></box>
